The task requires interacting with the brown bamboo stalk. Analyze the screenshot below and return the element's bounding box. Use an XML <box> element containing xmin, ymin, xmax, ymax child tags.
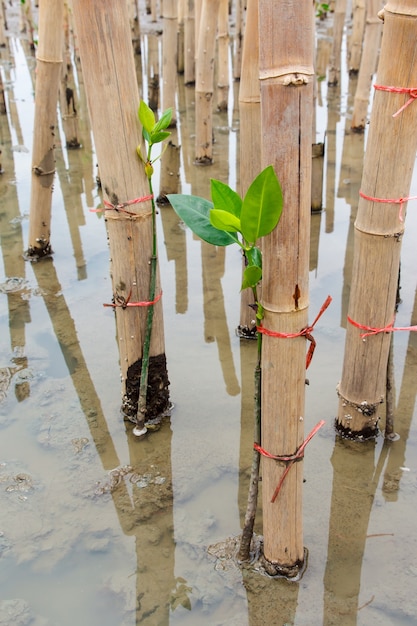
<box><xmin>216</xmin><ymin>0</ymin><xmax>229</xmax><ymax>111</ymax></box>
<box><xmin>351</xmin><ymin>0</ymin><xmax>383</xmax><ymax>131</ymax></box>
<box><xmin>328</xmin><ymin>0</ymin><xmax>347</xmax><ymax>86</ymax></box>
<box><xmin>0</xmin><ymin>0</ymin><xmax>6</xmax><ymax>47</ymax></box>
<box><xmin>26</xmin><ymin>0</ymin><xmax>64</xmax><ymax>260</ymax></box>
<box><xmin>237</xmin><ymin>0</ymin><xmax>261</xmax><ymax>337</ymax></box>
<box><xmin>336</xmin><ymin>0</ymin><xmax>417</xmax><ymax>439</ymax></box>
<box><xmin>71</xmin><ymin>0</ymin><xmax>170</xmax><ymax>423</ymax></box>
<box><xmin>162</xmin><ymin>0</ymin><xmax>178</xmax><ymax>127</ymax></box>
<box><xmin>233</xmin><ymin>0</ymin><xmax>243</xmax><ymax>80</ymax></box>
<box><xmin>259</xmin><ymin>0</ymin><xmax>314</xmax><ymax>574</ymax></box>
<box><xmin>177</xmin><ymin>0</ymin><xmax>185</xmax><ymax>74</ymax></box>
<box><xmin>349</xmin><ymin>0</ymin><xmax>366</xmax><ymax>74</ymax></box>
<box><xmin>184</xmin><ymin>0</ymin><xmax>195</xmax><ymax>85</ymax></box>
<box><xmin>59</xmin><ymin>1</ymin><xmax>80</xmax><ymax>149</ymax></box>
<box><xmin>195</xmin><ymin>0</ymin><xmax>220</xmax><ymax>164</ymax></box>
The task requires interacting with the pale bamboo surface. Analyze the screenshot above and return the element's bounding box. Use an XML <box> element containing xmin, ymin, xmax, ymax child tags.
<box><xmin>27</xmin><ymin>0</ymin><xmax>63</xmax><ymax>257</ymax></box>
<box><xmin>183</xmin><ymin>0</ymin><xmax>195</xmax><ymax>84</ymax></box>
<box><xmin>259</xmin><ymin>0</ymin><xmax>314</xmax><ymax>569</ymax></box>
<box><xmin>216</xmin><ymin>0</ymin><xmax>229</xmax><ymax>111</ymax></box>
<box><xmin>238</xmin><ymin>0</ymin><xmax>261</xmax><ymax>332</ymax></box>
<box><xmin>337</xmin><ymin>0</ymin><xmax>417</xmax><ymax>436</ymax></box>
<box><xmin>349</xmin><ymin>0</ymin><xmax>366</xmax><ymax>73</ymax></box>
<box><xmin>162</xmin><ymin>0</ymin><xmax>178</xmax><ymax>126</ymax></box>
<box><xmin>71</xmin><ymin>0</ymin><xmax>165</xmax><ymax>401</ymax></box>
<box><xmin>195</xmin><ymin>0</ymin><xmax>220</xmax><ymax>163</ymax></box>
<box><xmin>351</xmin><ymin>0</ymin><xmax>383</xmax><ymax>131</ymax></box>
<box><xmin>328</xmin><ymin>0</ymin><xmax>347</xmax><ymax>85</ymax></box>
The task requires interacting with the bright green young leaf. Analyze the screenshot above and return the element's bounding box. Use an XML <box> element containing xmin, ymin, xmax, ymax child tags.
<box><xmin>154</xmin><ymin>108</ymin><xmax>173</xmax><ymax>133</ymax></box>
<box><xmin>167</xmin><ymin>194</ymin><xmax>239</xmax><ymax>246</ymax></box>
<box><xmin>210</xmin><ymin>209</ymin><xmax>241</xmax><ymax>233</ymax></box>
<box><xmin>150</xmin><ymin>130</ymin><xmax>171</xmax><ymax>145</ymax></box>
<box><xmin>240</xmin><ymin>165</ymin><xmax>283</xmax><ymax>244</ymax></box>
<box><xmin>210</xmin><ymin>179</ymin><xmax>242</xmax><ymax>217</ymax></box>
<box><xmin>245</xmin><ymin>246</ymin><xmax>262</xmax><ymax>270</ymax></box>
<box><xmin>138</xmin><ymin>100</ymin><xmax>156</xmax><ymax>135</ymax></box>
<box><xmin>241</xmin><ymin>265</ymin><xmax>262</xmax><ymax>290</ymax></box>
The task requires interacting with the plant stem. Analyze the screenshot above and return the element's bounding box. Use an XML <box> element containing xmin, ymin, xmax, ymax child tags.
<box><xmin>238</xmin><ymin>291</ymin><xmax>262</xmax><ymax>561</ymax></box>
<box><xmin>135</xmin><ymin>172</ymin><xmax>157</xmax><ymax>435</ymax></box>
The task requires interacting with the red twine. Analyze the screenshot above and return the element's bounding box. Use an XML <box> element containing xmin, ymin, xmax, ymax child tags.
<box><xmin>255</xmin><ymin>419</ymin><xmax>325</xmax><ymax>503</ymax></box>
<box><xmin>104</xmin><ymin>290</ymin><xmax>162</xmax><ymax>309</ymax></box>
<box><xmin>90</xmin><ymin>194</ymin><xmax>153</xmax><ymax>216</ymax></box>
<box><xmin>257</xmin><ymin>295</ymin><xmax>332</xmax><ymax>369</ymax></box>
<box><xmin>359</xmin><ymin>190</ymin><xmax>417</xmax><ymax>223</ymax></box>
<box><xmin>347</xmin><ymin>315</ymin><xmax>417</xmax><ymax>339</ymax></box>
<box><xmin>374</xmin><ymin>84</ymin><xmax>417</xmax><ymax>118</ymax></box>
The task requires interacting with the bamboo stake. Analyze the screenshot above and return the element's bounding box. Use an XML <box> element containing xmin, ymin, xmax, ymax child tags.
<box><xmin>216</xmin><ymin>0</ymin><xmax>229</xmax><ymax>111</ymax></box>
<box><xmin>336</xmin><ymin>0</ymin><xmax>417</xmax><ymax>439</ymax></box>
<box><xmin>183</xmin><ymin>0</ymin><xmax>195</xmax><ymax>85</ymax></box>
<box><xmin>258</xmin><ymin>0</ymin><xmax>314</xmax><ymax>575</ymax></box>
<box><xmin>26</xmin><ymin>0</ymin><xmax>64</xmax><ymax>260</ymax></box>
<box><xmin>195</xmin><ymin>0</ymin><xmax>220</xmax><ymax>164</ymax></box>
<box><xmin>349</xmin><ymin>0</ymin><xmax>366</xmax><ymax>74</ymax></box>
<box><xmin>327</xmin><ymin>0</ymin><xmax>347</xmax><ymax>86</ymax></box>
<box><xmin>351</xmin><ymin>0</ymin><xmax>383</xmax><ymax>131</ymax></box>
<box><xmin>59</xmin><ymin>1</ymin><xmax>80</xmax><ymax>149</ymax></box>
<box><xmin>71</xmin><ymin>0</ymin><xmax>170</xmax><ymax>424</ymax></box>
<box><xmin>162</xmin><ymin>0</ymin><xmax>178</xmax><ymax>126</ymax></box>
<box><xmin>237</xmin><ymin>0</ymin><xmax>261</xmax><ymax>337</ymax></box>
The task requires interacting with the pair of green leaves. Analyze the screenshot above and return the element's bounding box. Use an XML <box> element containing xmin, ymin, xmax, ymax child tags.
<box><xmin>168</xmin><ymin>166</ymin><xmax>283</xmax><ymax>291</ymax></box>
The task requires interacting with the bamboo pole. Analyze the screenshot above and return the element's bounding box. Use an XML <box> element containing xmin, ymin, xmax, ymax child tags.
<box><xmin>348</xmin><ymin>0</ymin><xmax>366</xmax><ymax>74</ymax></box>
<box><xmin>26</xmin><ymin>0</ymin><xmax>64</xmax><ymax>260</ymax></box>
<box><xmin>258</xmin><ymin>0</ymin><xmax>314</xmax><ymax>575</ymax></box>
<box><xmin>162</xmin><ymin>0</ymin><xmax>178</xmax><ymax>126</ymax></box>
<box><xmin>351</xmin><ymin>0</ymin><xmax>383</xmax><ymax>132</ymax></box>
<box><xmin>336</xmin><ymin>0</ymin><xmax>417</xmax><ymax>439</ymax></box>
<box><xmin>183</xmin><ymin>0</ymin><xmax>195</xmax><ymax>85</ymax></box>
<box><xmin>216</xmin><ymin>0</ymin><xmax>229</xmax><ymax>111</ymax></box>
<box><xmin>71</xmin><ymin>0</ymin><xmax>170</xmax><ymax>423</ymax></box>
<box><xmin>237</xmin><ymin>0</ymin><xmax>261</xmax><ymax>337</ymax></box>
<box><xmin>195</xmin><ymin>0</ymin><xmax>220</xmax><ymax>164</ymax></box>
<box><xmin>59</xmin><ymin>1</ymin><xmax>80</xmax><ymax>149</ymax></box>
<box><xmin>327</xmin><ymin>0</ymin><xmax>347</xmax><ymax>86</ymax></box>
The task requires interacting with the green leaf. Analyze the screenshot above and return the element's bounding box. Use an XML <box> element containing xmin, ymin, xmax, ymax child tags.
<box><xmin>245</xmin><ymin>245</ymin><xmax>262</xmax><ymax>269</ymax></box>
<box><xmin>211</xmin><ymin>179</ymin><xmax>242</xmax><ymax>217</ymax></box>
<box><xmin>241</xmin><ymin>265</ymin><xmax>262</xmax><ymax>290</ymax></box>
<box><xmin>138</xmin><ymin>100</ymin><xmax>155</xmax><ymax>135</ymax></box>
<box><xmin>150</xmin><ymin>130</ymin><xmax>171</xmax><ymax>145</ymax></box>
<box><xmin>210</xmin><ymin>209</ymin><xmax>241</xmax><ymax>232</ymax></box>
<box><xmin>154</xmin><ymin>108</ymin><xmax>173</xmax><ymax>132</ymax></box>
<box><xmin>167</xmin><ymin>194</ymin><xmax>238</xmax><ymax>246</ymax></box>
<box><xmin>240</xmin><ymin>165</ymin><xmax>283</xmax><ymax>244</ymax></box>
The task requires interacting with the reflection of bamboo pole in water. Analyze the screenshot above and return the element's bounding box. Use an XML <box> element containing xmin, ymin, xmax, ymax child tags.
<box><xmin>55</xmin><ymin>147</ymin><xmax>87</xmax><ymax>280</ymax></box>
<box><xmin>381</xmin><ymin>285</ymin><xmax>417</xmax><ymax>500</ymax></box>
<box><xmin>31</xmin><ymin>257</ymin><xmax>119</xmax><ymax>468</ymax></box>
<box><xmin>159</xmin><ymin>201</ymin><xmax>188</xmax><ymax>315</ymax></box>
<box><xmin>109</xmin><ymin>425</ymin><xmax>175</xmax><ymax>624</ymax></box>
<box><xmin>201</xmin><ymin>242</ymin><xmax>240</xmax><ymax>396</ymax></box>
<box><xmin>323</xmin><ymin>438</ymin><xmax>388</xmax><ymax>625</ymax></box>
<box><xmin>243</xmin><ymin>565</ymin><xmax>300</xmax><ymax>626</ymax></box>
<box><xmin>324</xmin><ymin>84</ymin><xmax>341</xmax><ymax>233</ymax></box>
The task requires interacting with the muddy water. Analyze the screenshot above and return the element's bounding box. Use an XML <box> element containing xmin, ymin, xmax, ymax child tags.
<box><xmin>1</xmin><ymin>5</ymin><xmax>417</xmax><ymax>626</ymax></box>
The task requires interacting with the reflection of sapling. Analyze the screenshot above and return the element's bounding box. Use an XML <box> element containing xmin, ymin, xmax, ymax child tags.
<box><xmin>168</xmin><ymin>166</ymin><xmax>283</xmax><ymax>561</ymax></box>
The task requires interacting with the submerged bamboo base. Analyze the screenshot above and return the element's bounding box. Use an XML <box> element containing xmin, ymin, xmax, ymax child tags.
<box><xmin>122</xmin><ymin>353</ymin><xmax>171</xmax><ymax>423</ymax></box>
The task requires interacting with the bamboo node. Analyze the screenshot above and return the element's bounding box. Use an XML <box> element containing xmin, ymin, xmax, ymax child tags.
<box><xmin>254</xmin><ymin>420</ymin><xmax>325</xmax><ymax>503</ymax></box>
<box><xmin>259</xmin><ymin>66</ymin><xmax>314</xmax><ymax>85</ymax></box>
<box><xmin>36</xmin><ymin>56</ymin><xmax>63</xmax><ymax>64</ymax></box>
<box><xmin>33</xmin><ymin>166</ymin><xmax>56</xmax><ymax>176</ymax></box>
<box><xmin>359</xmin><ymin>190</ymin><xmax>417</xmax><ymax>223</ymax></box>
<box><xmin>257</xmin><ymin>296</ymin><xmax>332</xmax><ymax>369</ymax></box>
<box><xmin>374</xmin><ymin>84</ymin><xmax>417</xmax><ymax>118</ymax></box>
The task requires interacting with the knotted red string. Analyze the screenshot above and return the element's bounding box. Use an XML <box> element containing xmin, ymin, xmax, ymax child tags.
<box><xmin>359</xmin><ymin>190</ymin><xmax>417</xmax><ymax>223</ymax></box>
<box><xmin>255</xmin><ymin>420</ymin><xmax>325</xmax><ymax>503</ymax></box>
<box><xmin>374</xmin><ymin>84</ymin><xmax>417</xmax><ymax>118</ymax></box>
<box><xmin>257</xmin><ymin>295</ymin><xmax>332</xmax><ymax>369</ymax></box>
<box><xmin>347</xmin><ymin>315</ymin><xmax>417</xmax><ymax>339</ymax></box>
<box><xmin>90</xmin><ymin>194</ymin><xmax>153</xmax><ymax>216</ymax></box>
<box><xmin>104</xmin><ymin>291</ymin><xmax>162</xmax><ymax>309</ymax></box>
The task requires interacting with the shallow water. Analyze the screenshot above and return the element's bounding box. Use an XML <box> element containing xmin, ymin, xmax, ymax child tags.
<box><xmin>1</xmin><ymin>3</ymin><xmax>417</xmax><ymax>626</ymax></box>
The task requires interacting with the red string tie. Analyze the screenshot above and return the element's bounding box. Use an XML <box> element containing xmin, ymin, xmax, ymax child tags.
<box><xmin>348</xmin><ymin>315</ymin><xmax>417</xmax><ymax>339</ymax></box>
<box><xmin>374</xmin><ymin>84</ymin><xmax>417</xmax><ymax>118</ymax></box>
<box><xmin>254</xmin><ymin>420</ymin><xmax>325</xmax><ymax>503</ymax></box>
<box><xmin>104</xmin><ymin>290</ymin><xmax>162</xmax><ymax>309</ymax></box>
<box><xmin>90</xmin><ymin>194</ymin><xmax>153</xmax><ymax>216</ymax></box>
<box><xmin>359</xmin><ymin>190</ymin><xmax>417</xmax><ymax>223</ymax></box>
<box><xmin>257</xmin><ymin>295</ymin><xmax>332</xmax><ymax>369</ymax></box>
